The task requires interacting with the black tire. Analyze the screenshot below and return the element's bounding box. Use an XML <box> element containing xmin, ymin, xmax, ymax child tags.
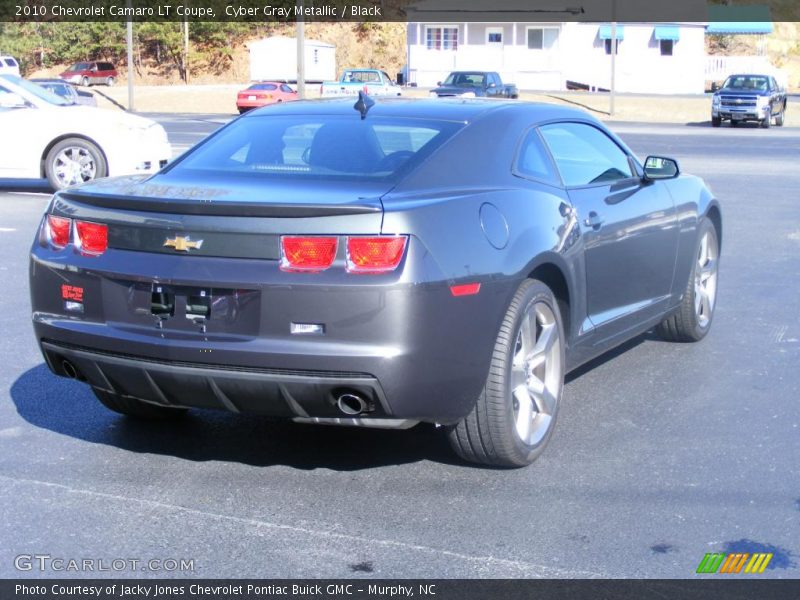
<box><xmin>657</xmin><ymin>218</ymin><xmax>720</xmax><ymax>343</ymax></box>
<box><xmin>93</xmin><ymin>388</ymin><xmax>188</xmax><ymax>420</ymax></box>
<box><xmin>448</xmin><ymin>279</ymin><xmax>565</xmax><ymax>467</ymax></box>
<box><xmin>775</xmin><ymin>103</ymin><xmax>785</xmax><ymax>126</ymax></box>
<box><xmin>106</xmin><ymin>76</ymin><xmax>115</xmax><ymax>86</ymax></box>
<box><xmin>45</xmin><ymin>137</ymin><xmax>107</xmax><ymax>190</ymax></box>
<box><xmin>711</xmin><ymin>116</ymin><xmax>721</xmax><ymax>127</ymax></box>
<box><xmin>761</xmin><ymin>108</ymin><xmax>771</xmax><ymax>128</ymax></box>
<box><xmin>81</xmin><ymin>76</ymin><xmax>90</xmax><ymax>87</ymax></box>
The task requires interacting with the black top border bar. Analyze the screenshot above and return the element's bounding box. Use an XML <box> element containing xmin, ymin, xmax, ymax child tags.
<box><xmin>2</xmin><ymin>0</ymin><xmax>797</xmax><ymax>23</ymax></box>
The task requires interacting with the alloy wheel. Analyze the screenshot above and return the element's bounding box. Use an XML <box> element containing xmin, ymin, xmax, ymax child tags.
<box><xmin>510</xmin><ymin>300</ymin><xmax>562</xmax><ymax>447</ymax></box>
<box><xmin>53</xmin><ymin>146</ymin><xmax>97</xmax><ymax>187</ymax></box>
<box><xmin>694</xmin><ymin>229</ymin><xmax>719</xmax><ymax>328</ymax></box>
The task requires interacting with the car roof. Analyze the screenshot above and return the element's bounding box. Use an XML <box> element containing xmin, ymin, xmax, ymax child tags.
<box><xmin>243</xmin><ymin>97</ymin><xmax>594</xmax><ymax>124</ymax></box>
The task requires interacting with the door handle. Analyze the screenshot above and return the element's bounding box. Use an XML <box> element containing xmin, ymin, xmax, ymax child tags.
<box><xmin>584</xmin><ymin>211</ymin><xmax>604</xmax><ymax>229</ymax></box>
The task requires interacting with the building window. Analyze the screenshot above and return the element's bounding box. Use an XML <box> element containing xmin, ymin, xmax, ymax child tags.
<box><xmin>527</xmin><ymin>27</ymin><xmax>558</xmax><ymax>50</ymax></box>
<box><xmin>659</xmin><ymin>39</ymin><xmax>674</xmax><ymax>56</ymax></box>
<box><xmin>426</xmin><ymin>26</ymin><xmax>459</xmax><ymax>51</ymax></box>
<box><xmin>487</xmin><ymin>27</ymin><xmax>503</xmax><ymax>45</ymax></box>
<box><xmin>604</xmin><ymin>39</ymin><xmax>621</xmax><ymax>55</ymax></box>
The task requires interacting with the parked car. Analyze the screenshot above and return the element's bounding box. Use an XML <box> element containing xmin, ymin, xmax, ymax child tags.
<box><xmin>711</xmin><ymin>73</ymin><xmax>787</xmax><ymax>128</ymax></box>
<box><xmin>0</xmin><ymin>74</ymin><xmax>170</xmax><ymax>189</ymax></box>
<box><xmin>0</xmin><ymin>55</ymin><xmax>21</xmax><ymax>77</ymax></box>
<box><xmin>30</xmin><ymin>78</ymin><xmax>97</xmax><ymax>107</ymax></box>
<box><xmin>236</xmin><ymin>82</ymin><xmax>297</xmax><ymax>113</ymax></box>
<box><xmin>320</xmin><ymin>69</ymin><xmax>402</xmax><ymax>98</ymax></box>
<box><xmin>29</xmin><ymin>97</ymin><xmax>721</xmax><ymax>467</ymax></box>
<box><xmin>430</xmin><ymin>71</ymin><xmax>519</xmax><ymax>99</ymax></box>
<box><xmin>59</xmin><ymin>61</ymin><xmax>118</xmax><ymax>87</ymax></box>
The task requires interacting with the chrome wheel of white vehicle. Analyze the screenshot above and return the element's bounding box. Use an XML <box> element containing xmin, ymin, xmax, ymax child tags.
<box><xmin>45</xmin><ymin>138</ymin><xmax>107</xmax><ymax>190</ymax></box>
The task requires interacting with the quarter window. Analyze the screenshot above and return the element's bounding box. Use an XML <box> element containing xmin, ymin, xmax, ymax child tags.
<box><xmin>515</xmin><ymin>129</ymin><xmax>559</xmax><ymax>185</ymax></box>
<box><xmin>540</xmin><ymin>123</ymin><xmax>632</xmax><ymax>187</ymax></box>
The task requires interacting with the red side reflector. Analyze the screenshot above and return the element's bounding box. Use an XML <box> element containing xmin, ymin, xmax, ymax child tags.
<box><xmin>346</xmin><ymin>236</ymin><xmax>407</xmax><ymax>274</ymax></box>
<box><xmin>46</xmin><ymin>215</ymin><xmax>71</xmax><ymax>249</ymax></box>
<box><xmin>74</xmin><ymin>221</ymin><xmax>108</xmax><ymax>256</ymax></box>
<box><xmin>280</xmin><ymin>236</ymin><xmax>338</xmax><ymax>272</ymax></box>
<box><xmin>450</xmin><ymin>283</ymin><xmax>481</xmax><ymax>297</ymax></box>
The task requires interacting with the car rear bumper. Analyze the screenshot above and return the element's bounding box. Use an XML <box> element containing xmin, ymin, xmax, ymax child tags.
<box><xmin>30</xmin><ymin>241</ymin><xmax>511</xmax><ymax>424</ymax></box>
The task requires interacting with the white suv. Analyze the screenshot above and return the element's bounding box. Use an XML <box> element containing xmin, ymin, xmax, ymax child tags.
<box><xmin>0</xmin><ymin>56</ymin><xmax>21</xmax><ymax>77</ymax></box>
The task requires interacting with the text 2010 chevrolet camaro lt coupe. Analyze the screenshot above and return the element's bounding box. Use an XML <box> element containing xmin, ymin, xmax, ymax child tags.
<box><xmin>29</xmin><ymin>98</ymin><xmax>721</xmax><ymax>467</ymax></box>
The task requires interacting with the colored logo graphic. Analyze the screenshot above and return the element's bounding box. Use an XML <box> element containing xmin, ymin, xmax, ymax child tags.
<box><xmin>696</xmin><ymin>552</ymin><xmax>773</xmax><ymax>574</ymax></box>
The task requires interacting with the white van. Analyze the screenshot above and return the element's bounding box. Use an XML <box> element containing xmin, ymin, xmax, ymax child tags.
<box><xmin>0</xmin><ymin>56</ymin><xmax>21</xmax><ymax>77</ymax></box>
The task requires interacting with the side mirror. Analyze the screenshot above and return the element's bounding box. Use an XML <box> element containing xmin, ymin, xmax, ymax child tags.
<box><xmin>643</xmin><ymin>156</ymin><xmax>679</xmax><ymax>180</ymax></box>
<box><xmin>488</xmin><ymin>82</ymin><xmax>497</xmax><ymax>88</ymax></box>
<box><xmin>0</xmin><ymin>92</ymin><xmax>28</xmax><ymax>109</ymax></box>
<box><xmin>436</xmin><ymin>81</ymin><xmax>442</xmax><ymax>86</ymax></box>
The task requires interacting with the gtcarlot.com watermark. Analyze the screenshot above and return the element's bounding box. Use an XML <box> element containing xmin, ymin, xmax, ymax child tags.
<box><xmin>14</xmin><ymin>554</ymin><xmax>195</xmax><ymax>573</ymax></box>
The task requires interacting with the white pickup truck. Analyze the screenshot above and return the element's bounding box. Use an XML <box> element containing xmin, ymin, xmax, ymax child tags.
<box><xmin>320</xmin><ymin>69</ymin><xmax>402</xmax><ymax>98</ymax></box>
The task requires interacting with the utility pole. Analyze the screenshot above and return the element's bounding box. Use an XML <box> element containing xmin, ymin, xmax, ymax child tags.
<box><xmin>126</xmin><ymin>16</ymin><xmax>134</xmax><ymax>111</ymax></box>
<box><xmin>183</xmin><ymin>12</ymin><xmax>189</xmax><ymax>84</ymax></box>
<box><xmin>296</xmin><ymin>0</ymin><xmax>305</xmax><ymax>99</ymax></box>
<box><xmin>609</xmin><ymin>0</ymin><xmax>617</xmax><ymax>117</ymax></box>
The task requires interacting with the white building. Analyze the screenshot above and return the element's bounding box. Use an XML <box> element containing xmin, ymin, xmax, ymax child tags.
<box><xmin>247</xmin><ymin>36</ymin><xmax>336</xmax><ymax>84</ymax></box>
<box><xmin>406</xmin><ymin>22</ymin><xmax>708</xmax><ymax>94</ymax></box>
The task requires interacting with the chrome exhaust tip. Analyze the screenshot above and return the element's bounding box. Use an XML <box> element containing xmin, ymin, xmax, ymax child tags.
<box><xmin>336</xmin><ymin>392</ymin><xmax>368</xmax><ymax>416</ymax></box>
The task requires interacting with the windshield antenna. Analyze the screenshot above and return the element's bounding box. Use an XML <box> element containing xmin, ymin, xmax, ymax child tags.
<box><xmin>353</xmin><ymin>90</ymin><xmax>374</xmax><ymax>120</ymax></box>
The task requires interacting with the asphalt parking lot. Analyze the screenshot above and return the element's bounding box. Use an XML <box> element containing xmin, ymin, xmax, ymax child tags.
<box><xmin>1</xmin><ymin>116</ymin><xmax>798</xmax><ymax>578</ymax></box>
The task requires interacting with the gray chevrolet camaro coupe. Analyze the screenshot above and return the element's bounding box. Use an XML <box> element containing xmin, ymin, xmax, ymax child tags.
<box><xmin>29</xmin><ymin>97</ymin><xmax>722</xmax><ymax>467</ymax></box>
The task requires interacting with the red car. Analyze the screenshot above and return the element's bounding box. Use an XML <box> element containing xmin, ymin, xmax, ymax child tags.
<box><xmin>59</xmin><ymin>61</ymin><xmax>118</xmax><ymax>87</ymax></box>
<box><xmin>236</xmin><ymin>82</ymin><xmax>297</xmax><ymax>113</ymax></box>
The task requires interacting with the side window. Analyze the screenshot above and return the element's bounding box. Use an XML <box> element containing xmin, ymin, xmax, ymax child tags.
<box><xmin>515</xmin><ymin>128</ymin><xmax>559</xmax><ymax>185</ymax></box>
<box><xmin>540</xmin><ymin>122</ymin><xmax>633</xmax><ymax>187</ymax></box>
<box><xmin>280</xmin><ymin>84</ymin><xmax>294</xmax><ymax>93</ymax></box>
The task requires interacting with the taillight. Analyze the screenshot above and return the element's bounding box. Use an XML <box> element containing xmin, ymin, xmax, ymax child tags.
<box><xmin>74</xmin><ymin>221</ymin><xmax>108</xmax><ymax>256</ymax></box>
<box><xmin>346</xmin><ymin>236</ymin><xmax>407</xmax><ymax>274</ymax></box>
<box><xmin>46</xmin><ymin>215</ymin><xmax>71</xmax><ymax>249</ymax></box>
<box><xmin>280</xmin><ymin>236</ymin><xmax>338</xmax><ymax>272</ymax></box>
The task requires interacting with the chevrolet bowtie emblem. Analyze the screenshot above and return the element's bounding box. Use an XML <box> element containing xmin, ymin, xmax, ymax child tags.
<box><xmin>163</xmin><ymin>235</ymin><xmax>203</xmax><ymax>252</ymax></box>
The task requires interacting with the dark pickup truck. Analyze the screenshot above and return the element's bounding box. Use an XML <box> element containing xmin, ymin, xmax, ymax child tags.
<box><xmin>429</xmin><ymin>71</ymin><xmax>519</xmax><ymax>99</ymax></box>
<box><xmin>711</xmin><ymin>73</ymin><xmax>787</xmax><ymax>128</ymax></box>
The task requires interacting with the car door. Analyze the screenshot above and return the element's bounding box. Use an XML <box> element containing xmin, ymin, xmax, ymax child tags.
<box><xmin>0</xmin><ymin>81</ymin><xmax>41</xmax><ymax>177</ymax></box>
<box><xmin>539</xmin><ymin>121</ymin><xmax>679</xmax><ymax>341</ymax></box>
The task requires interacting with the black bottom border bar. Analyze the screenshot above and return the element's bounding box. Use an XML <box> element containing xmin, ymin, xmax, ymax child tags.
<box><xmin>4</xmin><ymin>580</ymin><xmax>800</xmax><ymax>600</ymax></box>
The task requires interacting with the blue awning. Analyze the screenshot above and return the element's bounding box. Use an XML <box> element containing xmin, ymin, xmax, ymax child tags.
<box><xmin>706</xmin><ymin>5</ymin><xmax>773</xmax><ymax>34</ymax></box>
<box><xmin>654</xmin><ymin>26</ymin><xmax>680</xmax><ymax>41</ymax></box>
<box><xmin>598</xmin><ymin>25</ymin><xmax>625</xmax><ymax>41</ymax></box>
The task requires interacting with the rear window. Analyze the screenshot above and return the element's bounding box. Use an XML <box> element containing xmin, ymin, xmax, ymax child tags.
<box><xmin>100</xmin><ymin>63</ymin><xmax>115</xmax><ymax>70</ymax></box>
<box><xmin>4</xmin><ymin>58</ymin><xmax>17</xmax><ymax>67</ymax></box>
<box><xmin>170</xmin><ymin>115</ymin><xmax>462</xmax><ymax>181</ymax></box>
<box><xmin>249</xmin><ymin>83</ymin><xmax>277</xmax><ymax>91</ymax></box>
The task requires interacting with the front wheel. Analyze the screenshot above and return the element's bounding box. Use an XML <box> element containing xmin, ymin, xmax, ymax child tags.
<box><xmin>45</xmin><ymin>138</ymin><xmax>107</xmax><ymax>190</ymax></box>
<box><xmin>81</xmin><ymin>76</ymin><xmax>90</xmax><ymax>87</ymax></box>
<box><xmin>761</xmin><ymin>108</ymin><xmax>771</xmax><ymax>128</ymax></box>
<box><xmin>657</xmin><ymin>218</ymin><xmax>719</xmax><ymax>342</ymax></box>
<box><xmin>448</xmin><ymin>279</ymin><xmax>565</xmax><ymax>467</ymax></box>
<box><xmin>711</xmin><ymin>116</ymin><xmax>721</xmax><ymax>127</ymax></box>
<box><xmin>106</xmin><ymin>76</ymin><xmax>115</xmax><ymax>86</ymax></box>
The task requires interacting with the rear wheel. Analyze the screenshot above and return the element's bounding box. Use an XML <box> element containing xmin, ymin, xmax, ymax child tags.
<box><xmin>448</xmin><ymin>279</ymin><xmax>565</xmax><ymax>467</ymax></box>
<box><xmin>93</xmin><ymin>389</ymin><xmax>188</xmax><ymax>420</ymax></box>
<box><xmin>657</xmin><ymin>218</ymin><xmax>719</xmax><ymax>342</ymax></box>
<box><xmin>45</xmin><ymin>137</ymin><xmax>107</xmax><ymax>190</ymax></box>
<box><xmin>775</xmin><ymin>103</ymin><xmax>785</xmax><ymax>126</ymax></box>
